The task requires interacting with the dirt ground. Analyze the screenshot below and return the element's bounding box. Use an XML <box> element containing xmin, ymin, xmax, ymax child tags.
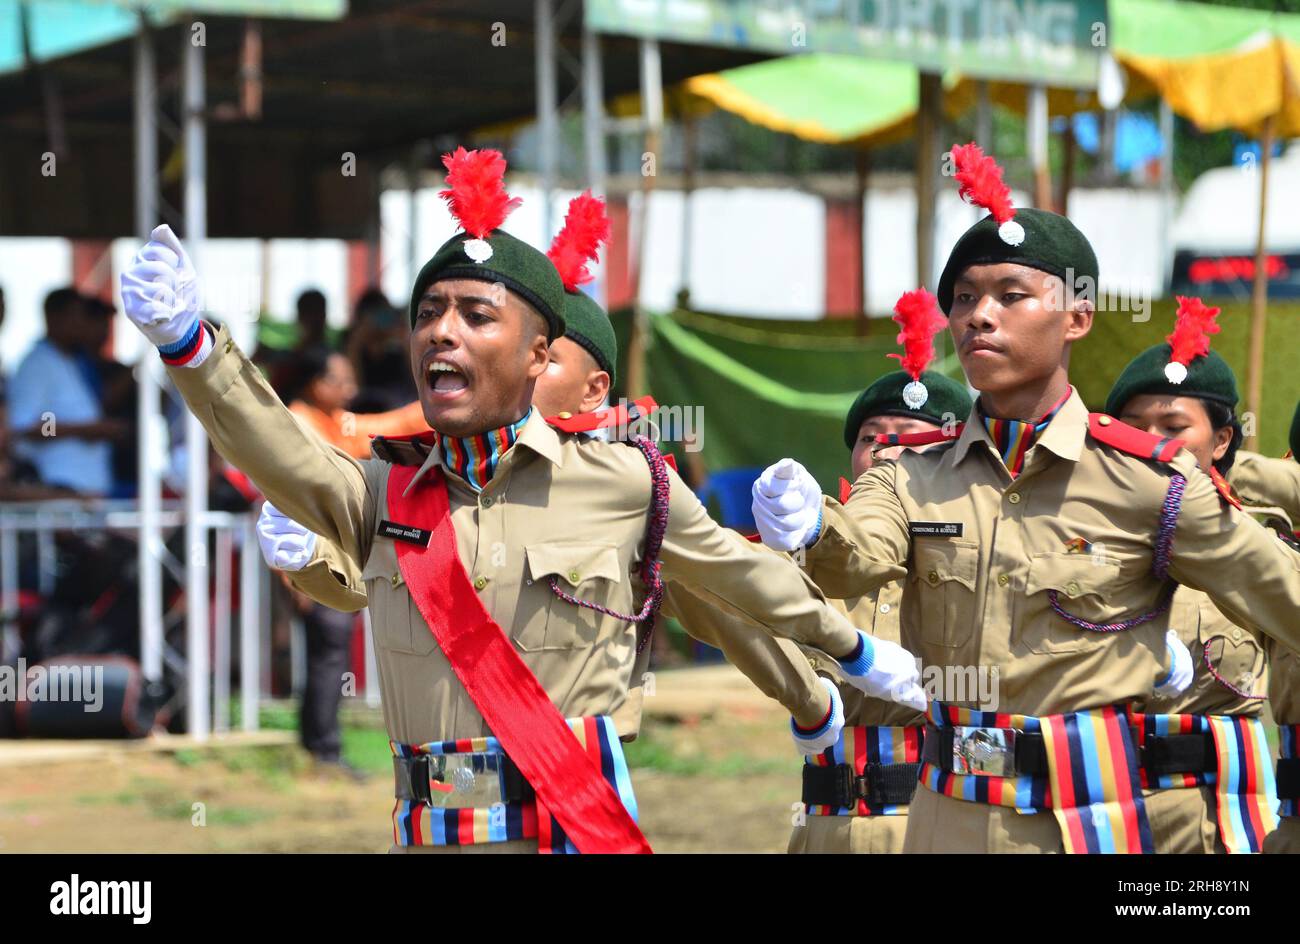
<box><xmin>0</xmin><ymin>665</ymin><xmax>803</xmax><ymax>853</ymax></box>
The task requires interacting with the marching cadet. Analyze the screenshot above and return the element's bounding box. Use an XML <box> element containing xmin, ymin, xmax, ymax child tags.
<box><xmin>675</xmin><ymin>291</ymin><xmax>973</xmax><ymax>853</ymax></box>
<box><xmin>121</xmin><ymin>149</ymin><xmax>925</xmax><ymax>854</ymax></box>
<box><xmin>1264</xmin><ymin>404</ymin><xmax>1300</xmax><ymax>854</ymax></box>
<box><xmin>750</xmin><ymin>143</ymin><xmax>1300</xmax><ymax>854</ymax></box>
<box><xmin>781</xmin><ymin>320</ymin><xmax>972</xmax><ymax>853</ymax></box>
<box><xmin>1106</xmin><ymin>297</ymin><xmax>1285</xmax><ymax>853</ymax></box>
<box><xmin>260</xmin><ymin>192</ymin><xmax>842</xmax><ymax>751</ymax></box>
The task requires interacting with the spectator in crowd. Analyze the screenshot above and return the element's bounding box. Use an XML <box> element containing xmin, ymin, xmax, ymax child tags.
<box><xmin>82</xmin><ymin>295</ymin><xmax>139</xmax><ymax>497</ymax></box>
<box><xmin>0</xmin><ymin>284</ymin><xmax>7</xmax><ymax>403</ymax></box>
<box><xmin>296</xmin><ymin>288</ymin><xmax>328</xmax><ymax>351</ymax></box>
<box><xmin>286</xmin><ymin>347</ymin><xmax>425</xmax><ymax>458</ymax></box>
<box><xmin>344</xmin><ymin>287</ymin><xmax>417</xmax><ymax>413</ymax></box>
<box><xmin>8</xmin><ymin>288</ymin><xmax>124</xmax><ymax>495</ymax></box>
<box><xmin>279</xmin><ymin>347</ymin><xmax>423</xmax><ymax>773</ymax></box>
<box><xmin>261</xmin><ymin>288</ymin><xmax>333</xmax><ymax>398</ymax></box>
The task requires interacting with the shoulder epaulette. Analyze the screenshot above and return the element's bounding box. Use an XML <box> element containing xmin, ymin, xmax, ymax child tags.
<box><xmin>838</xmin><ymin>476</ymin><xmax>853</xmax><ymax>504</ymax></box>
<box><xmin>370</xmin><ymin>430</ymin><xmax>438</xmax><ymax>466</ymax></box>
<box><xmin>547</xmin><ymin>395</ymin><xmax>658</xmax><ymax>434</ymax></box>
<box><xmin>874</xmin><ymin>424</ymin><xmax>963</xmax><ymax>448</ymax></box>
<box><xmin>1087</xmin><ymin>413</ymin><xmax>1184</xmax><ymax>463</ymax></box>
<box><xmin>1209</xmin><ymin>467</ymin><xmax>1243</xmax><ymax>510</ymax></box>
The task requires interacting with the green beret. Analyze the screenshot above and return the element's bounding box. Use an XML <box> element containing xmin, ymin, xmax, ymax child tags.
<box><xmin>1104</xmin><ymin>343</ymin><xmax>1239</xmax><ymax>418</ymax></box>
<box><xmin>409</xmin><ymin>229</ymin><xmax>566</xmax><ymax>342</ymax></box>
<box><xmin>562</xmin><ymin>289</ymin><xmax>618</xmax><ymax>387</ymax></box>
<box><xmin>937</xmin><ymin>207</ymin><xmax>1099</xmax><ymax>315</ymax></box>
<box><xmin>843</xmin><ymin>370</ymin><xmax>973</xmax><ymax>450</ymax></box>
<box><xmin>1289</xmin><ymin>401</ymin><xmax>1300</xmax><ymax>464</ymax></box>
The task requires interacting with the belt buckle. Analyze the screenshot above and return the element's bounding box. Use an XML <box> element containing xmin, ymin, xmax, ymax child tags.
<box><xmin>425</xmin><ymin>752</ymin><xmax>507</xmax><ymax>809</ymax></box>
<box><xmin>951</xmin><ymin>725</ymin><xmax>1017</xmax><ymax>777</ymax></box>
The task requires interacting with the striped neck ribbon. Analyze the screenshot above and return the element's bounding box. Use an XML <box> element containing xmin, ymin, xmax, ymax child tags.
<box><xmin>979</xmin><ymin>387</ymin><xmax>1072</xmax><ymax>477</ymax></box>
<box><xmin>437</xmin><ymin>409</ymin><xmax>531</xmax><ymax>492</ymax></box>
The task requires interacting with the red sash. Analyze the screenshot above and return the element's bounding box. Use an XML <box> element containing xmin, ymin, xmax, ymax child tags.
<box><xmin>386</xmin><ymin>464</ymin><xmax>651</xmax><ymax>854</ymax></box>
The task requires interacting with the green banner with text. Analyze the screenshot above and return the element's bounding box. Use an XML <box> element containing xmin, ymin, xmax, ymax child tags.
<box><xmin>586</xmin><ymin>0</ymin><xmax>1107</xmax><ymax>87</ymax></box>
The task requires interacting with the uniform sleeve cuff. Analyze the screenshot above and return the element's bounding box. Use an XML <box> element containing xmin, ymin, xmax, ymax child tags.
<box><xmin>164</xmin><ymin>322</ymin><xmax>244</xmax><ymax>407</ymax></box>
<box><xmin>159</xmin><ymin>320</ymin><xmax>213</xmax><ymax>368</ymax></box>
<box><xmin>804</xmin><ymin>506</ymin><xmax>823</xmax><ymax>548</ymax></box>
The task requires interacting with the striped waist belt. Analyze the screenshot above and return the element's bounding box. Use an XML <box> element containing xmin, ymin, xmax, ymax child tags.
<box><xmin>389</xmin><ymin>716</ymin><xmax>637</xmax><ymax>853</ymax></box>
<box><xmin>919</xmin><ymin>703</ymin><xmax>1153</xmax><ymax>854</ymax></box>
<box><xmin>1278</xmin><ymin>725</ymin><xmax>1300</xmax><ymax>818</ymax></box>
<box><xmin>1129</xmin><ymin>710</ymin><xmax>1278</xmax><ymax>853</ymax></box>
<box><xmin>802</xmin><ymin>724</ymin><xmax>923</xmax><ymax>816</ymax></box>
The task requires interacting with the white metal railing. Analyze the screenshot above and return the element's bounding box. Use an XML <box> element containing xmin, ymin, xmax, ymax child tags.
<box><xmin>0</xmin><ymin>499</ymin><xmax>262</xmax><ymax>736</ymax></box>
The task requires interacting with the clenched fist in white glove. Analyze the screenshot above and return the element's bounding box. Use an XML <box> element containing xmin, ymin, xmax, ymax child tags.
<box><xmin>837</xmin><ymin>630</ymin><xmax>927</xmax><ymax>713</ymax></box>
<box><xmin>751</xmin><ymin>458</ymin><xmax>824</xmax><ymax>552</ymax></box>
<box><xmin>790</xmin><ymin>677</ymin><xmax>845</xmax><ymax>756</ymax></box>
<box><xmin>1154</xmin><ymin>629</ymin><xmax>1194</xmax><ymax>698</ymax></box>
<box><xmin>256</xmin><ymin>502</ymin><xmax>317</xmax><ymax>572</ymax></box>
<box><xmin>120</xmin><ymin>224</ymin><xmax>209</xmax><ymax>363</ymax></box>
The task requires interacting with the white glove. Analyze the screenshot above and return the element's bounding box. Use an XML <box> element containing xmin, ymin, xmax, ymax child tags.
<box><xmin>1154</xmin><ymin>629</ymin><xmax>1194</xmax><ymax>697</ymax></box>
<box><xmin>751</xmin><ymin>458</ymin><xmax>824</xmax><ymax>552</ymax></box>
<box><xmin>119</xmin><ymin>224</ymin><xmax>202</xmax><ymax>349</ymax></box>
<box><xmin>256</xmin><ymin>502</ymin><xmax>318</xmax><ymax>572</ymax></box>
<box><xmin>837</xmin><ymin>630</ymin><xmax>927</xmax><ymax>713</ymax></box>
<box><xmin>790</xmin><ymin>678</ymin><xmax>845</xmax><ymax>756</ymax></box>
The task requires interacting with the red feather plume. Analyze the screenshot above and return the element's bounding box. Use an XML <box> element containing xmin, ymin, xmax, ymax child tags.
<box><xmin>1166</xmin><ymin>295</ymin><xmax>1222</xmax><ymax>366</ymax></box>
<box><xmin>951</xmin><ymin>143</ymin><xmax>1015</xmax><ymax>224</ymax></box>
<box><xmin>438</xmin><ymin>147</ymin><xmax>522</xmax><ymax>239</ymax></box>
<box><xmin>547</xmin><ymin>191</ymin><xmax>611</xmax><ymax>292</ymax></box>
<box><xmin>887</xmin><ymin>288</ymin><xmax>946</xmax><ymax>380</ymax></box>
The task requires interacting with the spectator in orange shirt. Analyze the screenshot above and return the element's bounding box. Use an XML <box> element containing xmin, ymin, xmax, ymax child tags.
<box><xmin>283</xmin><ymin>347</ymin><xmax>424</xmax><ymax>774</ymax></box>
<box><xmin>287</xmin><ymin>347</ymin><xmax>426</xmax><ymax>460</ymax></box>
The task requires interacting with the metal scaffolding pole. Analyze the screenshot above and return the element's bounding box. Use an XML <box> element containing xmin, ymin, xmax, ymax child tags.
<box><xmin>134</xmin><ymin>15</ymin><xmax>164</xmax><ymax>683</ymax></box>
<box><xmin>239</xmin><ymin>515</ymin><xmax>261</xmax><ymax>730</ymax></box>
<box><xmin>581</xmin><ymin>26</ymin><xmax>606</xmax><ymax>306</ymax></box>
<box><xmin>625</xmin><ymin>38</ymin><xmax>662</xmax><ymax>398</ymax></box>
<box><xmin>915</xmin><ymin>71</ymin><xmax>942</xmax><ymax>288</ymax></box>
<box><xmin>183</xmin><ymin>23</ymin><xmax>211</xmax><ymax>740</ymax></box>
<box><xmin>1028</xmin><ymin>84</ymin><xmax>1051</xmax><ymax>210</ymax></box>
<box><xmin>1158</xmin><ymin>97</ymin><xmax>1176</xmax><ymax>294</ymax></box>
<box><xmin>536</xmin><ymin>0</ymin><xmax>558</xmax><ymax>238</ymax></box>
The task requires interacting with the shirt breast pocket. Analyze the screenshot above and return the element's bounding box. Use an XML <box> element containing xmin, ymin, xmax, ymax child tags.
<box><xmin>1020</xmin><ymin>553</ymin><xmax>1125</xmax><ymax>654</ymax></box>
<box><xmin>909</xmin><ymin>540</ymin><xmax>979</xmax><ymax>648</ymax></box>
<box><xmin>520</xmin><ymin>542</ymin><xmax>629</xmax><ymax>652</ymax></box>
<box><xmin>1199</xmin><ymin>626</ymin><xmax>1266</xmax><ymax>700</ymax></box>
<box><xmin>360</xmin><ymin>540</ymin><xmax>436</xmax><ymax>656</ymax></box>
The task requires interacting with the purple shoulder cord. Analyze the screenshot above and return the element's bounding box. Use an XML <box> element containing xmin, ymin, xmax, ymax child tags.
<box><xmin>547</xmin><ymin>435</ymin><xmax>669</xmax><ymax>653</ymax></box>
<box><xmin>1046</xmin><ymin>473</ymin><xmax>1186</xmax><ymax>633</ymax></box>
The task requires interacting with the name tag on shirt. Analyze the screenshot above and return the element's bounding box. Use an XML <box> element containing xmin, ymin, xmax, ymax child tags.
<box><xmin>909</xmin><ymin>521</ymin><xmax>964</xmax><ymax>538</ymax></box>
<box><xmin>377</xmin><ymin>519</ymin><xmax>432</xmax><ymax>547</ymax></box>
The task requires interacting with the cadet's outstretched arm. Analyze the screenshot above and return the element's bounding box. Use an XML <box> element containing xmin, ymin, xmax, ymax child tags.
<box><xmin>801</xmin><ymin>462</ymin><xmax>911</xmax><ymax>598</ymax></box>
<box><xmin>656</xmin><ymin>465</ymin><xmax>924</xmax><ymax>709</ymax></box>
<box><xmin>661</xmin><ymin>575</ymin><xmax>828</xmax><ymax>728</ymax></box>
<box><xmin>657</xmin><ymin>464</ymin><xmax>858</xmax><ymax>656</ymax></box>
<box><xmin>1227</xmin><ymin>450</ymin><xmax>1300</xmax><ymax>524</ymax></box>
<box><xmin>121</xmin><ymin>226</ymin><xmax>376</xmax><ymax>567</ymax></box>
<box><xmin>1168</xmin><ymin>454</ymin><xmax>1300</xmax><ymax>651</ymax></box>
<box><xmin>256</xmin><ymin>509</ymin><xmax>368</xmax><ymax>613</ymax></box>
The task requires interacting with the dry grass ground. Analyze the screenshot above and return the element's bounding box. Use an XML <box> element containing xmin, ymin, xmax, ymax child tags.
<box><xmin>0</xmin><ymin>664</ymin><xmax>803</xmax><ymax>853</ymax></box>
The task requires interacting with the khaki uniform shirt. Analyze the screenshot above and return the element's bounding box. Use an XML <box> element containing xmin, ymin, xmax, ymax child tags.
<box><xmin>299</xmin><ymin>517</ymin><xmax>834</xmax><ymax>728</ymax></box>
<box><xmin>169</xmin><ymin>326</ymin><xmax>857</xmax><ymax>746</ymax></box>
<box><xmin>805</xmin><ymin>390</ymin><xmax>1300</xmax><ymax>718</ymax></box>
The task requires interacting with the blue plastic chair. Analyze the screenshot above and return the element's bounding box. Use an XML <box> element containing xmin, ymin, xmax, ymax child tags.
<box><xmin>689</xmin><ymin>466</ymin><xmax>764</xmax><ymax>664</ymax></box>
<box><xmin>694</xmin><ymin>466</ymin><xmax>763</xmax><ymax>532</ymax></box>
